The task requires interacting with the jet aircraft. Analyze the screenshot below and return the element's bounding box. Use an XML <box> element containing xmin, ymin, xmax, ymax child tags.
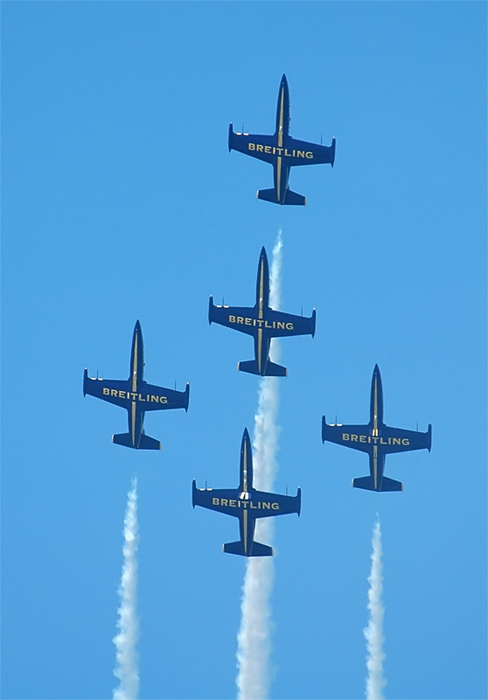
<box><xmin>228</xmin><ymin>74</ymin><xmax>335</xmax><ymax>205</ymax></box>
<box><xmin>322</xmin><ymin>365</ymin><xmax>432</xmax><ymax>492</ymax></box>
<box><xmin>209</xmin><ymin>246</ymin><xmax>316</xmax><ymax>377</ymax></box>
<box><xmin>83</xmin><ymin>320</ymin><xmax>189</xmax><ymax>450</ymax></box>
<box><xmin>192</xmin><ymin>428</ymin><xmax>301</xmax><ymax>557</ymax></box>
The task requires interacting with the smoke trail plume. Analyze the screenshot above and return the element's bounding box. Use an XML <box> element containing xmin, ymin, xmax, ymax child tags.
<box><xmin>236</xmin><ymin>232</ymin><xmax>283</xmax><ymax>700</ymax></box>
<box><xmin>365</xmin><ymin>519</ymin><xmax>387</xmax><ymax>700</ymax></box>
<box><xmin>113</xmin><ymin>478</ymin><xmax>140</xmax><ymax>700</ymax></box>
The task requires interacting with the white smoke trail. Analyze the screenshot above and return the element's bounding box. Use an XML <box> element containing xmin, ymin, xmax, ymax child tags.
<box><xmin>364</xmin><ymin>518</ymin><xmax>387</xmax><ymax>700</ymax></box>
<box><xmin>113</xmin><ymin>478</ymin><xmax>140</xmax><ymax>700</ymax></box>
<box><xmin>236</xmin><ymin>232</ymin><xmax>283</xmax><ymax>700</ymax></box>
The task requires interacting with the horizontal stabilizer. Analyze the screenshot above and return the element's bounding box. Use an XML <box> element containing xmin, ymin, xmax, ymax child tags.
<box><xmin>257</xmin><ymin>188</ymin><xmax>279</xmax><ymax>204</ymax></box>
<box><xmin>379</xmin><ymin>476</ymin><xmax>403</xmax><ymax>492</ymax></box>
<box><xmin>256</xmin><ymin>188</ymin><xmax>306</xmax><ymax>206</ymax></box>
<box><xmin>223</xmin><ymin>540</ymin><xmax>273</xmax><ymax>557</ymax></box>
<box><xmin>238</xmin><ymin>359</ymin><xmax>288</xmax><ymax>377</ymax></box>
<box><xmin>112</xmin><ymin>432</ymin><xmax>134</xmax><ymax>448</ymax></box>
<box><xmin>283</xmin><ymin>189</ymin><xmax>306</xmax><ymax>206</ymax></box>
<box><xmin>112</xmin><ymin>432</ymin><xmax>161</xmax><ymax>450</ymax></box>
<box><xmin>265</xmin><ymin>360</ymin><xmax>288</xmax><ymax>377</ymax></box>
<box><xmin>352</xmin><ymin>475</ymin><xmax>403</xmax><ymax>492</ymax></box>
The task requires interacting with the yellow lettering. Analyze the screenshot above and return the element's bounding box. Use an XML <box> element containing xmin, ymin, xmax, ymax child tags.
<box><xmin>250</xmin><ymin>502</ymin><xmax>257</xmax><ymax>509</ymax></box>
<box><xmin>111</xmin><ymin>389</ymin><xmax>118</xmax><ymax>397</ymax></box>
<box><xmin>229</xmin><ymin>315</ymin><xmax>236</xmax><ymax>323</ymax></box>
<box><xmin>277</xmin><ymin>321</ymin><xmax>285</xmax><ymax>329</ymax></box>
<box><xmin>245</xmin><ymin>318</ymin><xmax>252</xmax><ymax>325</ymax></box>
<box><xmin>103</xmin><ymin>387</ymin><xmax>110</xmax><ymax>395</ymax></box>
<box><xmin>272</xmin><ymin>503</ymin><xmax>279</xmax><ymax>510</ymax></box>
<box><xmin>262</xmin><ymin>502</ymin><xmax>271</xmax><ymax>509</ymax></box>
<box><xmin>119</xmin><ymin>391</ymin><xmax>126</xmax><ymax>399</ymax></box>
<box><xmin>306</xmin><ymin>151</ymin><xmax>313</xmax><ymax>159</ymax></box>
<box><xmin>393</xmin><ymin>438</ymin><xmax>401</xmax><ymax>445</ymax></box>
<box><xmin>380</xmin><ymin>438</ymin><xmax>388</xmax><ymax>444</ymax></box>
<box><xmin>265</xmin><ymin>321</ymin><xmax>272</xmax><ymax>328</ymax></box>
<box><xmin>343</xmin><ymin>433</ymin><xmax>349</xmax><ymax>441</ymax></box>
<box><xmin>284</xmin><ymin>148</ymin><xmax>291</xmax><ymax>156</ymax></box>
<box><xmin>297</xmin><ymin>150</ymin><xmax>305</xmax><ymax>158</ymax></box>
<box><xmin>256</xmin><ymin>144</ymin><xmax>264</xmax><ymax>152</ymax></box>
<box><xmin>221</xmin><ymin>499</ymin><xmax>228</xmax><ymax>506</ymax></box>
<box><xmin>402</xmin><ymin>438</ymin><xmax>410</xmax><ymax>445</ymax></box>
<box><xmin>264</xmin><ymin>145</ymin><xmax>271</xmax><ymax>154</ymax></box>
<box><xmin>351</xmin><ymin>435</ymin><xmax>359</xmax><ymax>442</ymax></box>
<box><xmin>285</xmin><ymin>322</ymin><xmax>293</xmax><ymax>330</ymax></box>
<box><xmin>359</xmin><ymin>435</ymin><xmax>367</xmax><ymax>442</ymax></box>
<box><xmin>237</xmin><ymin>316</ymin><xmax>244</xmax><ymax>324</ymax></box>
<box><xmin>159</xmin><ymin>396</ymin><xmax>168</xmax><ymax>404</ymax></box>
<box><xmin>229</xmin><ymin>499</ymin><xmax>236</xmax><ymax>507</ymax></box>
<box><xmin>138</xmin><ymin>394</ymin><xmax>146</xmax><ymax>402</ymax></box>
<box><xmin>212</xmin><ymin>498</ymin><xmax>219</xmax><ymax>505</ymax></box>
<box><xmin>248</xmin><ymin>143</ymin><xmax>255</xmax><ymax>151</ymax></box>
<box><xmin>151</xmin><ymin>395</ymin><xmax>159</xmax><ymax>403</ymax></box>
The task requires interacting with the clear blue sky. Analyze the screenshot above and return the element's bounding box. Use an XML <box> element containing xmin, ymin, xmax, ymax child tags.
<box><xmin>2</xmin><ymin>3</ymin><xmax>486</xmax><ymax>699</ymax></box>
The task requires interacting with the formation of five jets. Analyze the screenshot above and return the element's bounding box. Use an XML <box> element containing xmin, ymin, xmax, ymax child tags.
<box><xmin>84</xmin><ymin>75</ymin><xmax>432</xmax><ymax>556</ymax></box>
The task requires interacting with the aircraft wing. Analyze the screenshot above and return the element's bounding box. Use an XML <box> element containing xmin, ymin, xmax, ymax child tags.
<box><xmin>266</xmin><ymin>309</ymin><xmax>316</xmax><ymax>338</ymax></box>
<box><xmin>83</xmin><ymin>371</ymin><xmax>129</xmax><ymax>408</ymax></box>
<box><xmin>209</xmin><ymin>297</ymin><xmax>256</xmax><ymax>336</ymax></box>
<box><xmin>287</xmin><ymin>136</ymin><xmax>336</xmax><ymax>166</ymax></box>
<box><xmin>250</xmin><ymin>488</ymin><xmax>301</xmax><ymax>518</ymax></box>
<box><xmin>192</xmin><ymin>483</ymin><xmax>241</xmax><ymax>517</ymax></box>
<box><xmin>192</xmin><ymin>482</ymin><xmax>301</xmax><ymax>519</ymax></box>
<box><xmin>322</xmin><ymin>418</ymin><xmax>371</xmax><ymax>453</ymax></box>
<box><xmin>380</xmin><ymin>425</ymin><xmax>432</xmax><ymax>454</ymax></box>
<box><xmin>228</xmin><ymin>125</ymin><xmax>275</xmax><ymax>163</ymax></box>
<box><xmin>140</xmin><ymin>382</ymin><xmax>190</xmax><ymax>411</ymax></box>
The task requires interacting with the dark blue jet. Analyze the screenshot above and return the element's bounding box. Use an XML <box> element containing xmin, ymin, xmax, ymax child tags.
<box><xmin>192</xmin><ymin>428</ymin><xmax>301</xmax><ymax>557</ymax></box>
<box><xmin>322</xmin><ymin>365</ymin><xmax>432</xmax><ymax>492</ymax></box>
<box><xmin>209</xmin><ymin>246</ymin><xmax>316</xmax><ymax>377</ymax></box>
<box><xmin>83</xmin><ymin>320</ymin><xmax>189</xmax><ymax>450</ymax></box>
<box><xmin>228</xmin><ymin>74</ymin><xmax>335</xmax><ymax>205</ymax></box>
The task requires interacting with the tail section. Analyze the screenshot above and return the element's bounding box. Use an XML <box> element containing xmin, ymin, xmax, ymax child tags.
<box><xmin>283</xmin><ymin>188</ymin><xmax>306</xmax><ymax>206</ymax></box>
<box><xmin>112</xmin><ymin>432</ymin><xmax>161</xmax><ymax>450</ymax></box>
<box><xmin>112</xmin><ymin>432</ymin><xmax>134</xmax><ymax>448</ymax></box>
<box><xmin>379</xmin><ymin>476</ymin><xmax>404</xmax><ymax>492</ymax></box>
<box><xmin>238</xmin><ymin>359</ymin><xmax>288</xmax><ymax>377</ymax></box>
<box><xmin>256</xmin><ymin>188</ymin><xmax>306</xmax><ymax>206</ymax></box>
<box><xmin>223</xmin><ymin>540</ymin><xmax>274</xmax><ymax>557</ymax></box>
<box><xmin>249</xmin><ymin>541</ymin><xmax>274</xmax><ymax>557</ymax></box>
<box><xmin>352</xmin><ymin>475</ymin><xmax>403</xmax><ymax>492</ymax></box>
<box><xmin>237</xmin><ymin>359</ymin><xmax>260</xmax><ymax>375</ymax></box>
<box><xmin>264</xmin><ymin>360</ymin><xmax>288</xmax><ymax>377</ymax></box>
<box><xmin>257</xmin><ymin>188</ymin><xmax>279</xmax><ymax>204</ymax></box>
